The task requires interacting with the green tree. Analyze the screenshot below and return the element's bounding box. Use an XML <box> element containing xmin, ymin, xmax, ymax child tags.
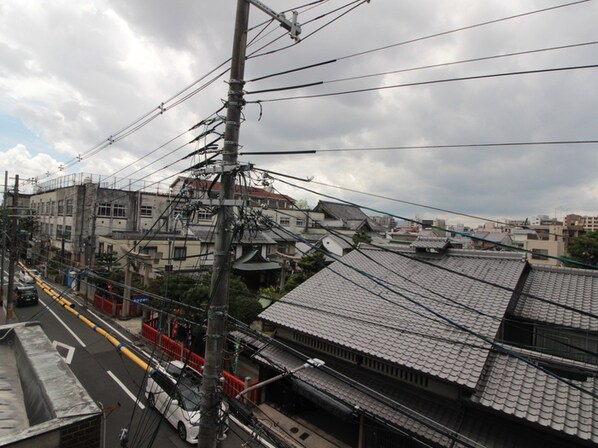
<box><xmin>95</xmin><ymin>251</ymin><xmax>120</xmax><ymax>271</ymax></box>
<box><xmin>352</xmin><ymin>229</ymin><xmax>372</xmax><ymax>247</ymax></box>
<box><xmin>568</xmin><ymin>231</ymin><xmax>598</xmax><ymax>267</ymax></box>
<box><xmin>281</xmin><ymin>251</ymin><xmax>327</xmax><ymax>294</ymax></box>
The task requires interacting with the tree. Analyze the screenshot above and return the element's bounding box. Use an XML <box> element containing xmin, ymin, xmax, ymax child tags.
<box><xmin>352</xmin><ymin>229</ymin><xmax>372</xmax><ymax>247</ymax></box>
<box><xmin>95</xmin><ymin>251</ymin><xmax>120</xmax><ymax>271</ymax></box>
<box><xmin>281</xmin><ymin>251</ymin><xmax>327</xmax><ymax>294</ymax></box>
<box><xmin>568</xmin><ymin>231</ymin><xmax>598</xmax><ymax>267</ymax></box>
<box><xmin>294</xmin><ymin>198</ymin><xmax>310</xmax><ymax>210</ymax></box>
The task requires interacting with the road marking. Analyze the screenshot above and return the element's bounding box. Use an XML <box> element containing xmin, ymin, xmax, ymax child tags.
<box><xmin>107</xmin><ymin>370</ymin><xmax>145</xmax><ymax>410</ymax></box>
<box><xmin>39</xmin><ymin>297</ymin><xmax>87</xmax><ymax>347</ymax></box>
<box><xmin>86</xmin><ymin>308</ymin><xmax>131</xmax><ymax>342</ymax></box>
<box><xmin>52</xmin><ymin>340</ymin><xmax>76</xmax><ymax>364</ymax></box>
<box><xmin>68</xmin><ymin>296</ymin><xmax>155</xmax><ymax>361</ymax></box>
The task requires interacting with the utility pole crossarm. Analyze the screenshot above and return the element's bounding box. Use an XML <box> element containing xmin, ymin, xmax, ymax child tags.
<box><xmin>248</xmin><ymin>0</ymin><xmax>302</xmax><ymax>40</ymax></box>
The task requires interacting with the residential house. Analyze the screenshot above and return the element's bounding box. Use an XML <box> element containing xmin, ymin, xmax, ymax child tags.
<box><xmin>524</xmin><ymin>239</ymin><xmax>565</xmax><ymax>267</ymax></box>
<box><xmin>471</xmin><ymin>231</ymin><xmax>513</xmax><ymax>250</ymax></box>
<box><xmin>244</xmin><ymin>245</ymin><xmax>598</xmax><ymax>447</ymax></box>
<box><xmin>314</xmin><ymin>201</ymin><xmax>386</xmax><ymax>234</ymax></box>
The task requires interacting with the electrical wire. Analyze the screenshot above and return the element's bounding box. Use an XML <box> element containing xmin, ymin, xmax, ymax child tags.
<box><xmin>265</xmin><ymin>219</ymin><xmax>598</xmax><ymax>402</ymax></box>
<box><xmin>246</xmin><ymin>63</ymin><xmax>598</xmax><ymax>99</ymax></box>
<box><xmin>248</xmin><ymin>40</ymin><xmax>598</xmax><ymax>83</ymax></box>
<box><xmin>258</xmin><ymin>169</ymin><xmax>598</xmax><ymax>269</ymax></box>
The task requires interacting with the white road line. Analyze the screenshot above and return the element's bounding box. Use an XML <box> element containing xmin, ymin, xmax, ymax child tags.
<box><xmin>107</xmin><ymin>370</ymin><xmax>145</xmax><ymax>410</ymax></box>
<box><xmin>39</xmin><ymin>297</ymin><xmax>87</xmax><ymax>347</ymax></box>
<box><xmin>85</xmin><ymin>308</ymin><xmax>132</xmax><ymax>342</ymax></box>
<box><xmin>68</xmin><ymin>297</ymin><xmax>155</xmax><ymax>361</ymax></box>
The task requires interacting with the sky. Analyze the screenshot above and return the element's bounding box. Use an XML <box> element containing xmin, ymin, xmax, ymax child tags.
<box><xmin>1</xmin><ymin>0</ymin><xmax>597</xmax><ymax>228</ymax></box>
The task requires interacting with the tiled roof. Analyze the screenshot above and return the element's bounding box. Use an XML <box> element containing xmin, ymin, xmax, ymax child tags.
<box><xmin>248</xmin><ymin>338</ymin><xmax>563</xmax><ymax>448</ymax></box>
<box><xmin>259</xmin><ymin>247</ymin><xmax>527</xmax><ymax>389</ymax></box>
<box><xmin>315</xmin><ymin>200</ymin><xmax>368</xmax><ymax>221</ymax></box>
<box><xmin>410</xmin><ymin>237</ymin><xmax>450</xmax><ymax>249</ymax></box>
<box><xmin>472</xmin><ymin>349</ymin><xmax>598</xmax><ymax>444</ymax></box>
<box><xmin>473</xmin><ymin>231</ymin><xmax>511</xmax><ymax>244</ymax></box>
<box><xmin>514</xmin><ymin>265</ymin><xmax>598</xmax><ymax>331</ymax></box>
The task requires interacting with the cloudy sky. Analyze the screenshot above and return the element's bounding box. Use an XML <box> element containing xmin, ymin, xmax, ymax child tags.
<box><xmin>1</xmin><ymin>0</ymin><xmax>597</xmax><ymax>227</ymax></box>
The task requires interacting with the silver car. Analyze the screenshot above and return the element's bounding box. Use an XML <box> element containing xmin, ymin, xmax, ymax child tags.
<box><xmin>145</xmin><ymin>360</ymin><xmax>228</xmax><ymax>443</ymax></box>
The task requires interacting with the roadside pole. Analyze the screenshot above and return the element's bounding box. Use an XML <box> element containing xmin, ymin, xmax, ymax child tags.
<box><xmin>0</xmin><ymin>171</ymin><xmax>8</xmax><ymax>306</ymax></box>
<box><xmin>6</xmin><ymin>174</ymin><xmax>18</xmax><ymax>322</ymax></box>
<box><xmin>197</xmin><ymin>1</ymin><xmax>249</xmax><ymax>447</ymax></box>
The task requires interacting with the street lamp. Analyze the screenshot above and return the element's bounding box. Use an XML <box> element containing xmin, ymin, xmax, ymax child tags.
<box><xmin>235</xmin><ymin>358</ymin><xmax>325</xmax><ymax>400</ymax></box>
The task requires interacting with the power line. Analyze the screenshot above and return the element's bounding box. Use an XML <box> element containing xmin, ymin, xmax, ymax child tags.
<box><xmin>258</xmin><ymin>169</ymin><xmax>598</xmax><ymax>269</ymax></box>
<box><xmin>246</xmin><ymin>63</ymin><xmax>598</xmax><ymax>99</ymax></box>
<box><xmin>248</xmin><ymin>39</ymin><xmax>598</xmax><ymax>83</ymax></box>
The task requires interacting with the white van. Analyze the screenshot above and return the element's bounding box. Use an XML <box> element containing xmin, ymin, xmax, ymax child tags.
<box><xmin>145</xmin><ymin>360</ymin><xmax>228</xmax><ymax>443</ymax></box>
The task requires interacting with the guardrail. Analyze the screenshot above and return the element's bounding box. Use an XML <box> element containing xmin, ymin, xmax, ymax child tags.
<box><xmin>141</xmin><ymin>318</ymin><xmax>258</xmax><ymax>402</ymax></box>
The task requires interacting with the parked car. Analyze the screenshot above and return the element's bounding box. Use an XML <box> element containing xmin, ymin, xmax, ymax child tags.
<box><xmin>14</xmin><ymin>285</ymin><xmax>39</xmax><ymax>307</ymax></box>
<box><xmin>145</xmin><ymin>360</ymin><xmax>228</xmax><ymax>443</ymax></box>
<box><xmin>17</xmin><ymin>270</ymin><xmax>35</xmax><ymax>284</ymax></box>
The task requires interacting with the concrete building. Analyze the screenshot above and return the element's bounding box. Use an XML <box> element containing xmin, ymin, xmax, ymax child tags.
<box><xmin>0</xmin><ymin>322</ymin><xmax>101</xmax><ymax>447</ymax></box>
<box><xmin>524</xmin><ymin>238</ymin><xmax>566</xmax><ymax>266</ymax></box>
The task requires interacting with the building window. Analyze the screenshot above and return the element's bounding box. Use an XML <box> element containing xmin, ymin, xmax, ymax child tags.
<box><xmin>50</xmin><ymin>201</ymin><xmax>55</xmax><ymax>216</ymax></box>
<box><xmin>45</xmin><ymin>202</ymin><xmax>50</xmax><ymax>215</ymax></box>
<box><xmin>141</xmin><ymin>246</ymin><xmax>158</xmax><ymax>257</ymax></box>
<box><xmin>97</xmin><ymin>203</ymin><xmax>111</xmax><ymax>217</ymax></box>
<box><xmin>280</xmin><ymin>217</ymin><xmax>290</xmax><ymax>227</ymax></box>
<box><xmin>197</xmin><ymin>209</ymin><xmax>212</xmax><ymax>221</ymax></box>
<box><xmin>140</xmin><ymin>205</ymin><xmax>152</xmax><ymax>217</ymax></box>
<box><xmin>173</xmin><ymin>247</ymin><xmax>187</xmax><ymax>260</ymax></box>
<box><xmin>57</xmin><ymin>200</ymin><xmax>64</xmax><ymax>215</ymax></box>
<box><xmin>296</xmin><ymin>218</ymin><xmax>305</xmax><ymax>227</ymax></box>
<box><xmin>113</xmin><ymin>204</ymin><xmax>126</xmax><ymax>218</ymax></box>
<box><xmin>49</xmin><ymin>224</ymin><xmax>54</xmax><ymax>238</ymax></box>
<box><xmin>277</xmin><ymin>244</ymin><xmax>288</xmax><ymax>254</ymax></box>
<box><xmin>66</xmin><ymin>199</ymin><xmax>73</xmax><ymax>216</ymax></box>
<box><xmin>531</xmin><ymin>248</ymin><xmax>549</xmax><ymax>260</ymax></box>
<box><xmin>64</xmin><ymin>226</ymin><xmax>72</xmax><ymax>241</ymax></box>
<box><xmin>56</xmin><ymin>224</ymin><xmax>63</xmax><ymax>238</ymax></box>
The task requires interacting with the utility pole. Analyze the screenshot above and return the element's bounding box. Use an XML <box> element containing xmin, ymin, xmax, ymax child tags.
<box><xmin>6</xmin><ymin>174</ymin><xmax>18</xmax><ymax>322</ymax></box>
<box><xmin>1</xmin><ymin>171</ymin><xmax>8</xmax><ymax>306</ymax></box>
<box><xmin>197</xmin><ymin>2</ymin><xmax>300</xmax><ymax>447</ymax></box>
<box><xmin>197</xmin><ymin>1</ymin><xmax>249</xmax><ymax>446</ymax></box>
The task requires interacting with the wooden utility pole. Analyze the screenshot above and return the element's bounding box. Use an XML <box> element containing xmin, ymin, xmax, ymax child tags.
<box><xmin>6</xmin><ymin>174</ymin><xmax>18</xmax><ymax>322</ymax></box>
<box><xmin>197</xmin><ymin>1</ymin><xmax>249</xmax><ymax>446</ymax></box>
<box><xmin>0</xmin><ymin>171</ymin><xmax>8</xmax><ymax>306</ymax></box>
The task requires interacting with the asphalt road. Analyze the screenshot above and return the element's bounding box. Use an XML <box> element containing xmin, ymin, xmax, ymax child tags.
<box><xmin>4</xmin><ymin>272</ymin><xmax>267</xmax><ymax>448</ymax></box>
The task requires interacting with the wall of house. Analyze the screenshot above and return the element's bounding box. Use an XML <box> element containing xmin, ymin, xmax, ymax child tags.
<box><xmin>524</xmin><ymin>239</ymin><xmax>564</xmax><ymax>266</ymax></box>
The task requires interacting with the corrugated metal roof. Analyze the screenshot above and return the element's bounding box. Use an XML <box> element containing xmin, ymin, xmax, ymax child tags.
<box><xmin>515</xmin><ymin>265</ymin><xmax>598</xmax><ymax>331</ymax></box>
<box><xmin>259</xmin><ymin>247</ymin><xmax>526</xmax><ymax>389</ymax></box>
<box><xmin>472</xmin><ymin>350</ymin><xmax>598</xmax><ymax>444</ymax></box>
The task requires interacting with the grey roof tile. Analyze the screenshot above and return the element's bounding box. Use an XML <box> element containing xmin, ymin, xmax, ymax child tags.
<box><xmin>252</xmin><ymin>340</ymin><xmax>566</xmax><ymax>448</ymax></box>
<box><xmin>472</xmin><ymin>350</ymin><xmax>598</xmax><ymax>443</ymax></box>
<box><xmin>260</xmin><ymin>247</ymin><xmax>525</xmax><ymax>389</ymax></box>
<box><xmin>515</xmin><ymin>265</ymin><xmax>598</xmax><ymax>331</ymax></box>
